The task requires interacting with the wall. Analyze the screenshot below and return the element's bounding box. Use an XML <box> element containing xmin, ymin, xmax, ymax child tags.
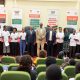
<box><xmin>5</xmin><ymin>0</ymin><xmax>80</xmax><ymax>30</ymax></box>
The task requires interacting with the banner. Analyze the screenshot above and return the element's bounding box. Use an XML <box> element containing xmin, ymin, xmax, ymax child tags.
<box><xmin>12</xmin><ymin>8</ymin><xmax>22</xmax><ymax>31</ymax></box>
<box><xmin>0</xmin><ymin>6</ymin><xmax>6</xmax><ymax>30</ymax></box>
<box><xmin>48</xmin><ymin>9</ymin><xmax>58</xmax><ymax>27</ymax></box>
<box><xmin>29</xmin><ymin>9</ymin><xmax>40</xmax><ymax>29</ymax></box>
<box><xmin>67</xmin><ymin>10</ymin><xmax>78</xmax><ymax>29</ymax></box>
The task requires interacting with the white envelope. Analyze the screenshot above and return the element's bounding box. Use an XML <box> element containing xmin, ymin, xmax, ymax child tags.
<box><xmin>5</xmin><ymin>41</ymin><xmax>9</xmax><ymax>46</ymax></box>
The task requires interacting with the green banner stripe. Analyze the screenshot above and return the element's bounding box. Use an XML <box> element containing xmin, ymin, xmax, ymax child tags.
<box><xmin>30</xmin><ymin>19</ymin><xmax>40</xmax><ymax>25</ymax></box>
<box><xmin>12</xmin><ymin>19</ymin><xmax>22</xmax><ymax>24</ymax></box>
<box><xmin>67</xmin><ymin>20</ymin><xmax>77</xmax><ymax>25</ymax></box>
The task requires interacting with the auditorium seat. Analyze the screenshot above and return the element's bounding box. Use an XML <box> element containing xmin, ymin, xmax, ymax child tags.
<box><xmin>0</xmin><ymin>71</ymin><xmax>31</xmax><ymax>80</ymax></box>
<box><xmin>36</xmin><ymin>58</ymin><xmax>46</xmax><ymax>65</ymax></box>
<box><xmin>36</xmin><ymin>65</ymin><xmax>46</xmax><ymax>74</ymax></box>
<box><xmin>8</xmin><ymin>63</ymin><xmax>19</xmax><ymax>71</ymax></box>
<box><xmin>1</xmin><ymin>56</ymin><xmax>16</xmax><ymax>64</ymax></box>
<box><xmin>64</xmin><ymin>66</ymin><xmax>75</xmax><ymax>78</ymax></box>
<box><xmin>62</xmin><ymin>73</ymin><xmax>68</xmax><ymax>80</ymax></box>
<box><xmin>36</xmin><ymin>72</ymin><xmax>68</xmax><ymax>80</ymax></box>
<box><xmin>56</xmin><ymin>58</ymin><xmax>64</xmax><ymax>65</ymax></box>
<box><xmin>36</xmin><ymin>72</ymin><xmax>46</xmax><ymax>80</ymax></box>
<box><xmin>75</xmin><ymin>73</ymin><xmax>80</xmax><ymax>80</ymax></box>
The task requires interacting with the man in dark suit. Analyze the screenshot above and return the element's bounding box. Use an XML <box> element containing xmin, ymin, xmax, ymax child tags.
<box><xmin>45</xmin><ymin>24</ymin><xmax>50</xmax><ymax>32</ymax></box>
<box><xmin>46</xmin><ymin>27</ymin><xmax>56</xmax><ymax>56</ymax></box>
<box><xmin>27</xmin><ymin>27</ymin><xmax>36</xmax><ymax>56</ymax></box>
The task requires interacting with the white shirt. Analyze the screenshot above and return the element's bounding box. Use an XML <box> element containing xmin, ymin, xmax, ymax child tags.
<box><xmin>69</xmin><ymin>33</ymin><xmax>77</xmax><ymax>46</ymax></box>
<box><xmin>49</xmin><ymin>31</ymin><xmax>52</xmax><ymax>41</ymax></box>
<box><xmin>2</xmin><ymin>30</ymin><xmax>10</xmax><ymax>42</ymax></box>
<box><xmin>30</xmin><ymin>30</ymin><xmax>32</xmax><ymax>35</ymax></box>
<box><xmin>56</xmin><ymin>32</ymin><xmax>64</xmax><ymax>43</ymax></box>
<box><xmin>40</xmin><ymin>28</ymin><xmax>42</xmax><ymax>34</ymax></box>
<box><xmin>20</xmin><ymin>32</ymin><xmax>26</xmax><ymax>40</ymax></box>
<box><xmin>76</xmin><ymin>32</ymin><xmax>80</xmax><ymax>45</ymax></box>
<box><xmin>10</xmin><ymin>32</ymin><xmax>18</xmax><ymax>42</ymax></box>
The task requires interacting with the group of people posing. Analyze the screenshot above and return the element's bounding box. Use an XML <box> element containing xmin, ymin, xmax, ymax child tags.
<box><xmin>36</xmin><ymin>23</ymin><xmax>80</xmax><ymax>58</ymax></box>
<box><xmin>0</xmin><ymin>23</ymin><xmax>80</xmax><ymax>58</ymax></box>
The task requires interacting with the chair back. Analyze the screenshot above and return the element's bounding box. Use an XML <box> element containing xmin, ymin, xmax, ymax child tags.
<box><xmin>36</xmin><ymin>72</ymin><xmax>46</xmax><ymax>80</ymax></box>
<box><xmin>36</xmin><ymin>72</ymin><xmax>68</xmax><ymax>80</ymax></box>
<box><xmin>64</xmin><ymin>66</ymin><xmax>75</xmax><ymax>78</ymax></box>
<box><xmin>1</xmin><ymin>71</ymin><xmax>31</xmax><ymax>80</ymax></box>
<box><xmin>1</xmin><ymin>56</ymin><xmax>16</xmax><ymax>64</ymax></box>
<box><xmin>56</xmin><ymin>58</ymin><xmax>64</xmax><ymax>65</ymax></box>
<box><xmin>75</xmin><ymin>73</ymin><xmax>80</xmax><ymax>80</ymax></box>
<box><xmin>8</xmin><ymin>63</ymin><xmax>19</xmax><ymax>71</ymax></box>
<box><xmin>37</xmin><ymin>58</ymin><xmax>46</xmax><ymax>65</ymax></box>
<box><xmin>36</xmin><ymin>65</ymin><xmax>46</xmax><ymax>74</ymax></box>
<box><xmin>62</xmin><ymin>73</ymin><xmax>68</xmax><ymax>80</ymax></box>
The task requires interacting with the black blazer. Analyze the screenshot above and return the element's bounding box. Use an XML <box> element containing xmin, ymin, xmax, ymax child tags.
<box><xmin>46</xmin><ymin>30</ymin><xmax>56</xmax><ymax>43</ymax></box>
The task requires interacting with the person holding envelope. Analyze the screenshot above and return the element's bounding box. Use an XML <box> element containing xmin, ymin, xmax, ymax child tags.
<box><xmin>2</xmin><ymin>26</ymin><xmax>10</xmax><ymax>56</ymax></box>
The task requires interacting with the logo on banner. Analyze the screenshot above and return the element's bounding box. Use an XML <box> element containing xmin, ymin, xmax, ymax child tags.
<box><xmin>48</xmin><ymin>9</ymin><xmax>58</xmax><ymax>27</ymax></box>
<box><xmin>29</xmin><ymin>9</ymin><xmax>40</xmax><ymax>29</ymax></box>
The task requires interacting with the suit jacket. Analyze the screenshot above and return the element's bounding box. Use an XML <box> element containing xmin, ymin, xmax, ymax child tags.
<box><xmin>36</xmin><ymin>27</ymin><xmax>46</xmax><ymax>40</ymax></box>
<box><xmin>46</xmin><ymin>30</ymin><xmax>56</xmax><ymax>43</ymax></box>
<box><xmin>26</xmin><ymin>30</ymin><xmax>36</xmax><ymax>43</ymax></box>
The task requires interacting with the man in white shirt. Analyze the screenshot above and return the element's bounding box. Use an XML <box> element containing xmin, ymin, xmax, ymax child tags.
<box><xmin>36</xmin><ymin>23</ymin><xmax>46</xmax><ymax>56</ymax></box>
<box><xmin>10</xmin><ymin>28</ymin><xmax>18</xmax><ymax>56</ymax></box>
<box><xmin>76</xmin><ymin>29</ymin><xmax>80</xmax><ymax>53</ymax></box>
<box><xmin>69</xmin><ymin>30</ymin><xmax>77</xmax><ymax>58</ymax></box>
<box><xmin>19</xmin><ymin>28</ymin><xmax>26</xmax><ymax>56</ymax></box>
<box><xmin>2</xmin><ymin>26</ymin><xmax>10</xmax><ymax>55</ymax></box>
<box><xmin>56</xmin><ymin>27</ymin><xmax>64</xmax><ymax>55</ymax></box>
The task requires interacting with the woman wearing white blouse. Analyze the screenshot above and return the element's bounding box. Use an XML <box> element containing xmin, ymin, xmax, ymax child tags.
<box><xmin>56</xmin><ymin>27</ymin><xmax>64</xmax><ymax>55</ymax></box>
<box><xmin>10</xmin><ymin>28</ymin><xmax>18</xmax><ymax>56</ymax></box>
